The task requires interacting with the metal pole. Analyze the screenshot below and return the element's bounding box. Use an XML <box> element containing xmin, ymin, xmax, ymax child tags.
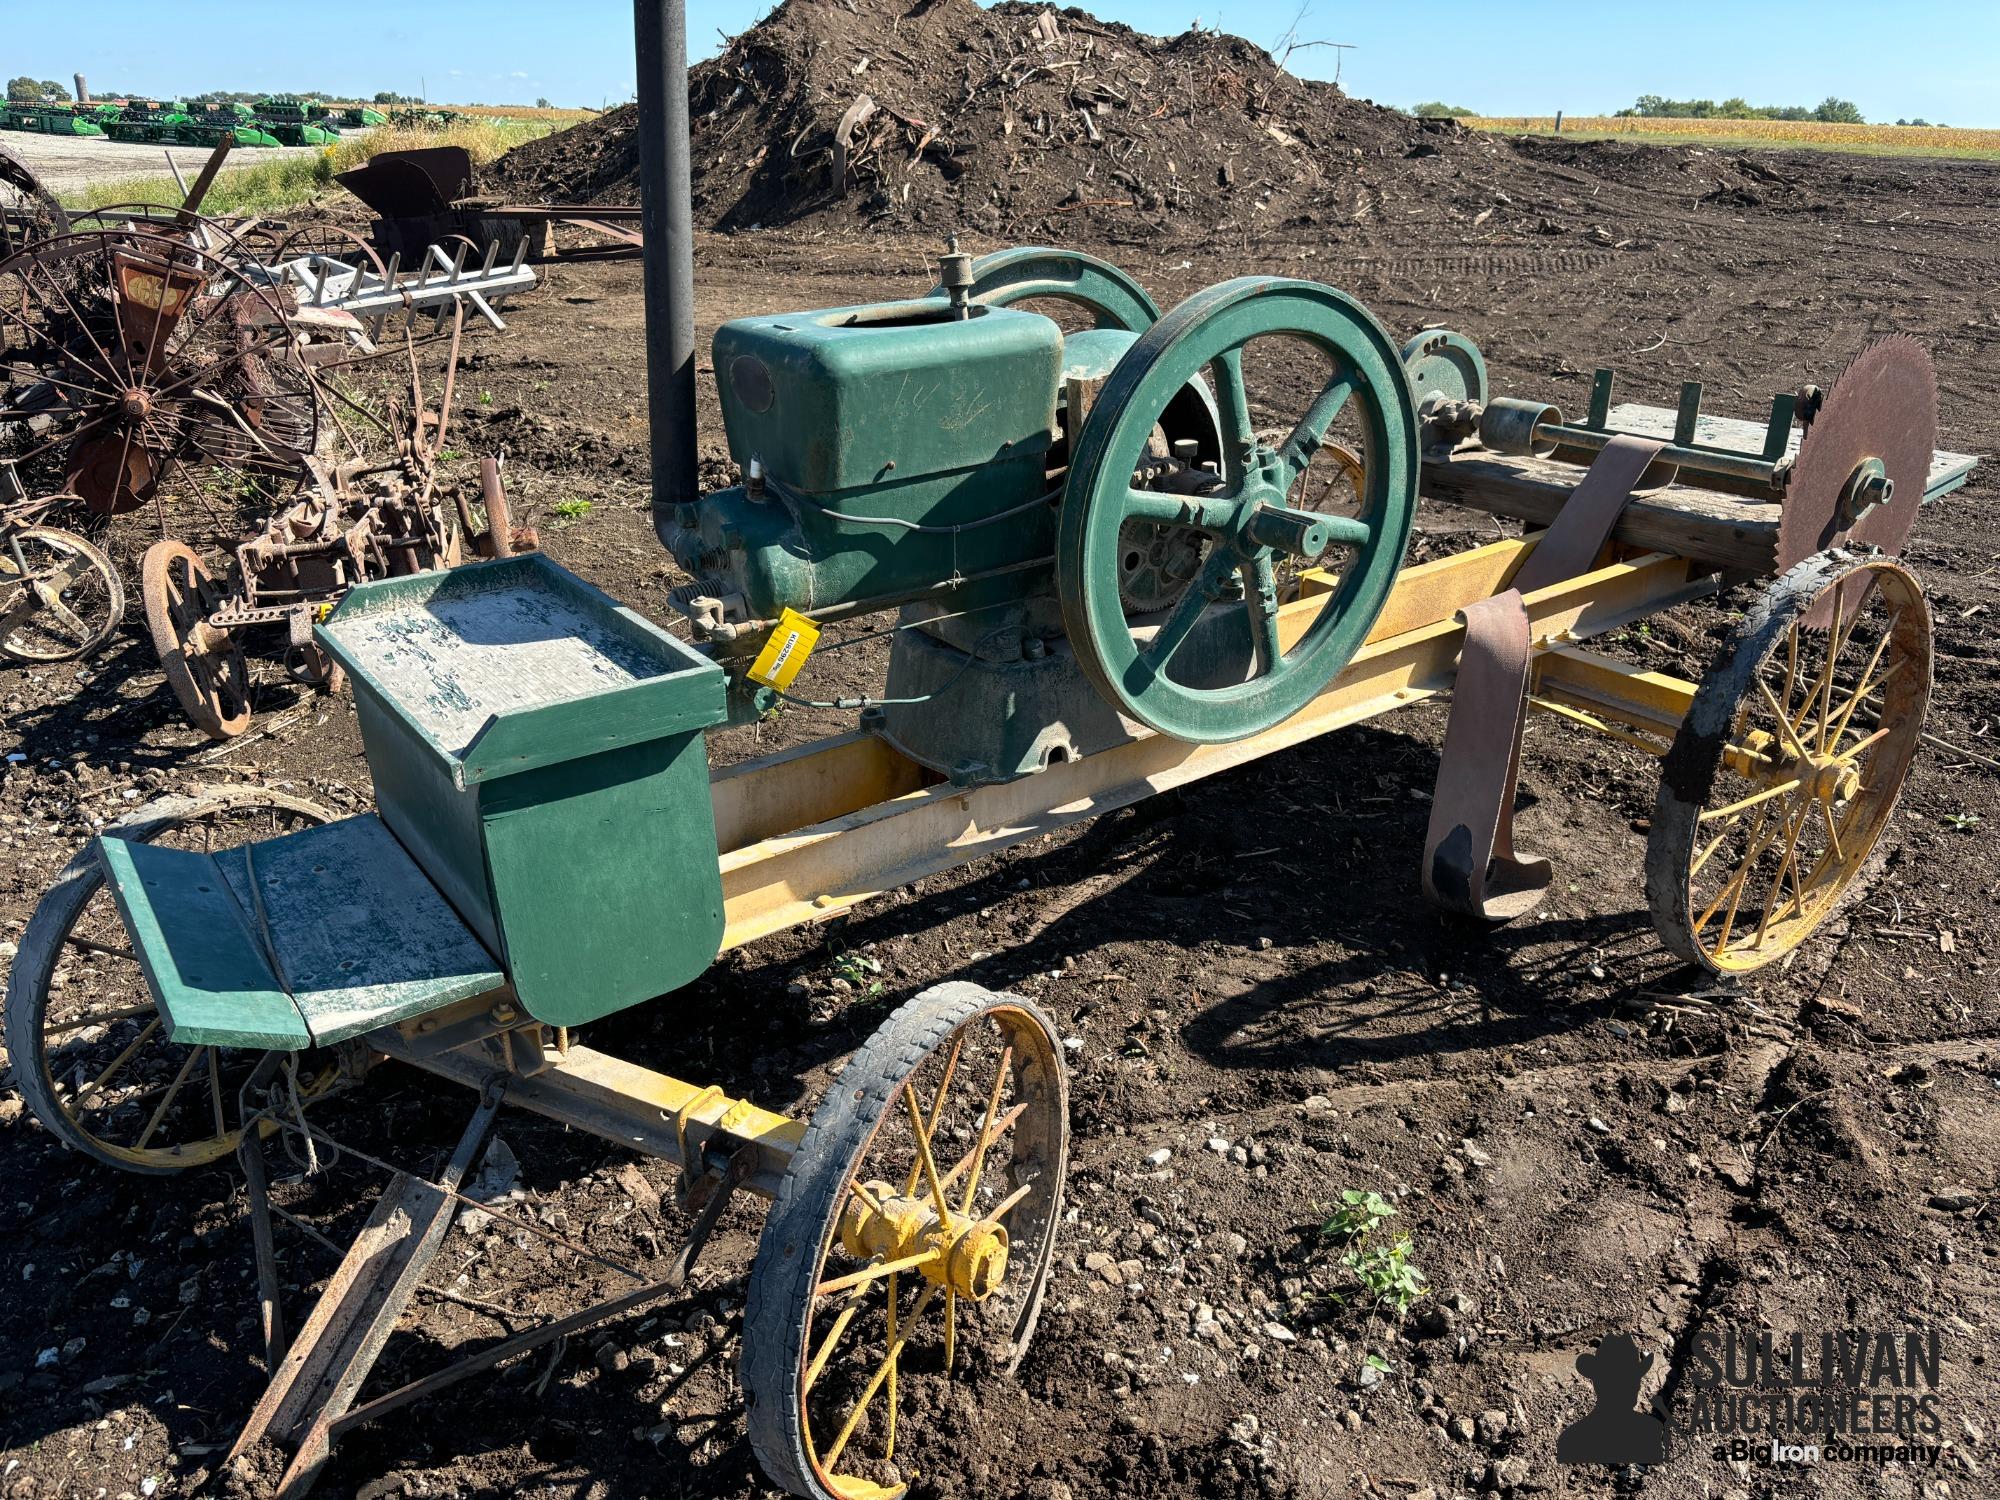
<box><xmin>634</xmin><ymin>0</ymin><xmax>700</xmax><ymax>547</ymax></box>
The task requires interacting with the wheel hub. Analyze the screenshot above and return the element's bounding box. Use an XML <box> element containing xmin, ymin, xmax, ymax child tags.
<box><xmin>119</xmin><ymin>387</ymin><xmax>152</xmax><ymax>421</ymax></box>
<box><xmin>838</xmin><ymin>1181</ymin><xmax>1012</xmax><ymax>1302</ymax></box>
<box><xmin>1796</xmin><ymin>750</ymin><xmax>1862</xmax><ymax>804</ymax></box>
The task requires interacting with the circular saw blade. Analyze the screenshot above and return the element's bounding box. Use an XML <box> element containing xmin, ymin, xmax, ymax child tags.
<box><xmin>1778</xmin><ymin>335</ymin><xmax>1937</xmax><ymax>571</ymax></box>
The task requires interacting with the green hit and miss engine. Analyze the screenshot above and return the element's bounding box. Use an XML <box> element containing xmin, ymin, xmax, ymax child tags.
<box><xmin>666</xmin><ymin>247</ymin><xmax>1419</xmax><ymax>782</ymax></box>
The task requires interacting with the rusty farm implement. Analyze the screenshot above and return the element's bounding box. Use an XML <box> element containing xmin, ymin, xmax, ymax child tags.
<box><xmin>0</xmin><ymin>144</ymin><xmax>538</xmax><ymax>731</ymax></box>
<box><xmin>0</xmin><ymin>4</ymin><xmax>1980</xmax><ymax>1499</ymax></box>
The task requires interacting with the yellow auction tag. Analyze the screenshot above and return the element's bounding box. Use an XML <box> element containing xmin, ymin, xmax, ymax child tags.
<box><xmin>746</xmin><ymin>608</ymin><xmax>821</xmax><ymax>691</ymax></box>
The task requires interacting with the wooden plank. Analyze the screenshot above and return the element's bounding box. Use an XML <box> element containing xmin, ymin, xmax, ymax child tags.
<box><xmin>1421</xmin><ymin>454</ymin><xmax>1779</xmax><ymax>573</ymax></box>
<box><xmin>211</xmin><ymin>816</ymin><xmax>505</xmax><ymax>1047</ymax></box>
<box><xmin>227</xmin><ymin>1094</ymin><xmax>498</xmax><ymax>1488</ymax></box>
<box><xmin>1605</xmin><ymin>401</ymin><xmax>1977</xmax><ymax>499</ymax></box>
<box><xmin>95</xmin><ymin>839</ymin><xmax>308</xmax><ymax>1050</ymax></box>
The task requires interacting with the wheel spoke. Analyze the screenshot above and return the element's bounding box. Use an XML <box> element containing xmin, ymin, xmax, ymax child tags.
<box><xmin>903</xmin><ymin>1031</ymin><xmax>965</xmax><ymax>1199</ymax></box>
<box><xmin>1314</xmin><ymin>513</ymin><xmax>1373</xmax><ymax>549</ymax></box>
<box><xmin>1124</xmin><ymin>490</ymin><xmax>1225</xmax><ymax>531</ymax></box>
<box><xmin>1826</xmin><ymin>617</ymin><xmax>1903</xmax><ymax>745</ymax></box>
<box><xmin>0</xmin><ymin>356</ymin><xmax>109</xmax><ymax>402</ymax></box>
<box><xmin>821</xmin><ymin>1282</ymin><xmax>939</xmax><ymax>1470</ymax></box>
<box><xmin>901</xmin><ymin>1087</ymin><xmax>955</xmax><ymax>1226</ymax></box>
<box><xmin>1688</xmin><ymin>820</ymin><xmax>1739</xmax><ymax>881</ymax></box>
<box><xmin>1815</xmin><ymin>582</ymin><xmax>1847</xmax><ymax>754</ymax></box>
<box><xmin>68</xmin><ymin>1015</ymin><xmax>162</xmax><ymax>1110</ymax></box>
<box><xmin>847</xmin><ymin>1178</ymin><xmax>889</xmax><ymax>1218</ymax></box>
<box><xmin>959</xmin><ymin>1045</ymin><xmax>1013</xmax><ymax>1216</ymax></box>
<box><xmin>1210</xmin><ymin>347</ymin><xmax>1254</xmax><ymax>480</ymax></box>
<box><xmin>1752</xmin><ymin>800</ymin><xmax>1811</xmax><ymax>947</ymax></box>
<box><xmin>1244</xmin><ymin>554</ymin><xmax>1282</xmax><ymax>674</ymax></box>
<box><xmin>1779</xmin><ymin>621</ymin><xmax>1800</xmax><ymax>721</ymax></box>
<box><xmin>1755</xmin><ymin>679</ymin><xmax>1812</xmax><ymax>759</ymax></box>
<box><xmin>1695</xmin><ymin>802</ymin><xmax>1775</xmax><ymax>944</ymax></box>
<box><xmin>133</xmin><ymin>1045</ymin><xmax>204</xmax><ymax>1150</ymax></box>
<box><xmin>7</xmin><ymin>408</ymin><xmax>116</xmax><ymax>467</ymax></box>
<box><xmin>804</xmin><ymin>1282</ymin><xmax>872</xmax><ymax>1393</ymax></box>
<box><xmin>147</xmin><ymin>328</ymin><xmax>295</xmax><ymax>409</ymax></box>
<box><xmin>1698</xmin><ymin>778</ymin><xmax>1803</xmax><ymax>823</ymax></box>
<box><xmin>32</xmin><ymin>585</ymin><xmax>91</xmax><ymax>644</ymax></box>
<box><xmin>208</xmin><ymin>1046</ymin><xmax>226</xmax><ymax>1137</ymax></box>
<box><xmin>1274</xmin><ymin>370</ymin><xmax>1356</xmax><ymax>485</ymax></box>
<box><xmin>942</xmin><ymin>1287</ymin><xmax>956</xmax><ymax>1376</ymax></box>
<box><xmin>814</xmin><ymin>1249</ymin><xmax>933</xmax><ymax>1299</ymax></box>
<box><xmin>28</xmin><ymin>260</ymin><xmax>124</xmax><ymax>387</ymax></box>
<box><xmin>0</xmin><ymin>300</ymin><xmax>101</xmax><ymax>380</ymax></box>
<box><xmin>1140</xmin><ymin>546</ymin><xmax>1233</xmax><ymax>671</ymax></box>
<box><xmin>988</xmin><ymin>1178</ymin><xmax>1038</xmax><ymax>1221</ymax></box>
<box><xmin>42</xmin><ymin>1003</ymin><xmax>155</xmax><ymax>1037</ymax></box>
<box><xmin>939</xmin><ymin>1102</ymin><xmax>1026</xmax><ymax>1193</ymax></box>
<box><xmin>887</xmin><ymin>1273</ymin><xmax>901</xmax><ymax>1453</ymax></box>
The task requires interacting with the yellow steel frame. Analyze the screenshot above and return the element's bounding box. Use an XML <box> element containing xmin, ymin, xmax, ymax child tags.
<box><xmin>712</xmin><ymin>538</ymin><xmax>1708</xmax><ymax>949</ymax></box>
<box><xmin>377</xmin><ymin>534</ymin><xmax>1714</xmax><ymax>1184</ymax></box>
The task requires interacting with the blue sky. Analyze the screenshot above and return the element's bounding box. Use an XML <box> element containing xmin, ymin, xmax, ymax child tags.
<box><xmin>6</xmin><ymin>2</ymin><xmax>1995</xmax><ymax>125</ymax></box>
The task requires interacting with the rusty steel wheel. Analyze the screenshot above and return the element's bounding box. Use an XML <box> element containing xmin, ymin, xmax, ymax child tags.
<box><xmin>142</xmin><ymin>538</ymin><xmax>252</xmax><ymax>737</ymax></box>
<box><xmin>1647</xmin><ymin>550</ymin><xmax>1932</xmax><ymax>974</ymax></box>
<box><xmin>3</xmin><ymin>786</ymin><xmax>334</xmax><ymax>1173</ymax></box>
<box><xmin>0</xmin><ymin>229</ymin><xmax>316</xmax><ymax>519</ymax></box>
<box><xmin>1</xmin><ymin>516</ymin><xmax>124</xmax><ymax>663</ymax></box>
<box><xmin>744</xmin><ymin>984</ymin><xmax>1068</xmax><ymax>1500</ymax></box>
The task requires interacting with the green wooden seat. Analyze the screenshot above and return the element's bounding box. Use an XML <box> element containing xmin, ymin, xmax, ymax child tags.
<box><xmin>99</xmin><ymin>814</ymin><xmax>506</xmax><ymax>1049</ymax></box>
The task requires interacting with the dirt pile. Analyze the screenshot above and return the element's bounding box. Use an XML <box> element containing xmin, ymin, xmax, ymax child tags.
<box><xmin>485</xmin><ymin>0</ymin><xmax>1480</xmax><ymax>242</ymax></box>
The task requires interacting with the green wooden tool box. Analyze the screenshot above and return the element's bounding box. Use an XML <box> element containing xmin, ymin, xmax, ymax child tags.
<box><xmin>314</xmin><ymin>553</ymin><xmax>729</xmax><ymax>1028</ymax></box>
<box><xmin>99</xmin><ymin>554</ymin><xmax>729</xmax><ymax>1049</ymax></box>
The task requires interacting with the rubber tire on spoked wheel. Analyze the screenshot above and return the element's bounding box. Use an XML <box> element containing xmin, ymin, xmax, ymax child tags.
<box><xmin>4</xmin><ymin>785</ymin><xmax>333</xmax><ymax>1173</ymax></box>
<box><xmin>0</xmin><ymin>523</ymin><xmax>124</xmax><ymax>663</ymax></box>
<box><xmin>1058</xmin><ymin>276</ymin><xmax>1419</xmax><ymax>744</ymax></box>
<box><xmin>744</xmin><ymin>983</ymin><xmax>1068</xmax><ymax>1500</ymax></box>
<box><xmin>1646</xmin><ymin>549</ymin><xmax>1932</xmax><ymax>974</ymax></box>
<box><xmin>142</xmin><ymin>538</ymin><xmax>253</xmax><ymax>738</ymax></box>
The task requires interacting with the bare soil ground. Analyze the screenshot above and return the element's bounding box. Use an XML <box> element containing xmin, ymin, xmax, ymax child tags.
<box><xmin>4</xmin><ymin>90</ymin><xmax>2000</xmax><ymax>1500</ymax></box>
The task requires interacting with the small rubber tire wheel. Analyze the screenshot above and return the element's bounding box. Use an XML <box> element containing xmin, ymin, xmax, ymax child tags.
<box><xmin>743</xmin><ymin>982</ymin><xmax>1069</xmax><ymax>1500</ymax></box>
<box><xmin>4</xmin><ymin>785</ymin><xmax>333</xmax><ymax>1174</ymax></box>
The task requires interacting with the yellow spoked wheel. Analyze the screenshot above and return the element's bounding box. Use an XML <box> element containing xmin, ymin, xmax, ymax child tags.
<box><xmin>744</xmin><ymin>983</ymin><xmax>1068</xmax><ymax>1500</ymax></box>
<box><xmin>1648</xmin><ymin>550</ymin><xmax>1932</xmax><ymax>974</ymax></box>
<box><xmin>3</xmin><ymin>785</ymin><xmax>334</xmax><ymax>1172</ymax></box>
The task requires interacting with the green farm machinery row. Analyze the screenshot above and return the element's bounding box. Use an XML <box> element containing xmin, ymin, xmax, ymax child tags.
<box><xmin>0</xmin><ymin>96</ymin><xmax>359</xmax><ymax>147</ymax></box>
<box><xmin>1</xmin><ymin>6</ymin><xmax>1980</xmax><ymax>1500</ymax></box>
<box><xmin>0</xmin><ymin>101</ymin><xmax>114</xmax><ymax>136</ymax></box>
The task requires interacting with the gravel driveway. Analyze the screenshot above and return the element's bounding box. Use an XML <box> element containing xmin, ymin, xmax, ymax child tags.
<box><xmin>0</xmin><ymin>128</ymin><xmax>355</xmax><ymax>198</ymax></box>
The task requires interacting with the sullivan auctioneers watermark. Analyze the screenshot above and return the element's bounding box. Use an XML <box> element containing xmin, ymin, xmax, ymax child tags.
<box><xmin>1557</xmin><ymin>1326</ymin><xmax>1946</xmax><ymax>1469</ymax></box>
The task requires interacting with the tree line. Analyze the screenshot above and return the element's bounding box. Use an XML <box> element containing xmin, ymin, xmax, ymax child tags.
<box><xmin>7</xmin><ymin>78</ymin><xmax>431</xmax><ymax>106</ymax></box>
<box><xmin>1411</xmin><ymin>95</ymin><xmax>1949</xmax><ymax>128</ymax></box>
<box><xmin>1616</xmin><ymin>94</ymin><xmax>1865</xmax><ymax>124</ymax></box>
